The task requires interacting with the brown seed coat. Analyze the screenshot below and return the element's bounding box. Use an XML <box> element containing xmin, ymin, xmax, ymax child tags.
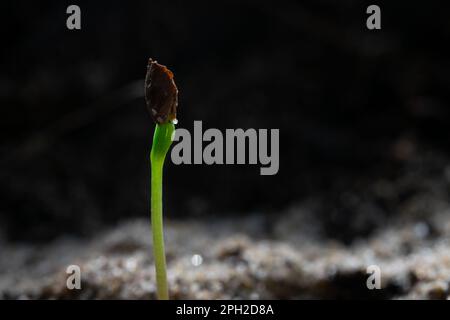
<box><xmin>145</xmin><ymin>59</ymin><xmax>178</xmax><ymax>124</ymax></box>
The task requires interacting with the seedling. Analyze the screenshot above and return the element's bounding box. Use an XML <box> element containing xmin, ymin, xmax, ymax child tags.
<box><xmin>145</xmin><ymin>59</ymin><xmax>178</xmax><ymax>300</ymax></box>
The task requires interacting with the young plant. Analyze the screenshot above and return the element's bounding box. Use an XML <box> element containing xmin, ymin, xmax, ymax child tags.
<box><xmin>145</xmin><ymin>58</ymin><xmax>178</xmax><ymax>300</ymax></box>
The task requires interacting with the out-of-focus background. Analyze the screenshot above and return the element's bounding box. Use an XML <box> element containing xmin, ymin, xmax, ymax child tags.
<box><xmin>1</xmin><ymin>1</ymin><xmax>450</xmax><ymax>299</ymax></box>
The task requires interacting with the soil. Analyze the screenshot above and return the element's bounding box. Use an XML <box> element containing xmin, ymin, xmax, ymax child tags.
<box><xmin>1</xmin><ymin>150</ymin><xmax>450</xmax><ymax>299</ymax></box>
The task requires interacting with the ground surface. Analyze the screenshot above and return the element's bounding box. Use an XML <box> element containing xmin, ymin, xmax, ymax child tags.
<box><xmin>1</xmin><ymin>200</ymin><xmax>450</xmax><ymax>299</ymax></box>
<box><xmin>1</xmin><ymin>150</ymin><xmax>450</xmax><ymax>299</ymax></box>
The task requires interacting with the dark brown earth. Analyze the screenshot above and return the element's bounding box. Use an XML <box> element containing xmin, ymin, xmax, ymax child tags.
<box><xmin>2</xmin><ymin>150</ymin><xmax>450</xmax><ymax>299</ymax></box>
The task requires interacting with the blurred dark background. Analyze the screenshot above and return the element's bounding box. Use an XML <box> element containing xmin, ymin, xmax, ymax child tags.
<box><xmin>0</xmin><ymin>1</ymin><xmax>449</xmax><ymax>243</ymax></box>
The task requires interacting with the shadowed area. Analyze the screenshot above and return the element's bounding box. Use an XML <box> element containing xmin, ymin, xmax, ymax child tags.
<box><xmin>1</xmin><ymin>1</ymin><xmax>450</xmax><ymax>299</ymax></box>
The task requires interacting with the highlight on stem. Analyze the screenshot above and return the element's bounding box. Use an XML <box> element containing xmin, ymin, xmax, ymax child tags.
<box><xmin>145</xmin><ymin>58</ymin><xmax>178</xmax><ymax>300</ymax></box>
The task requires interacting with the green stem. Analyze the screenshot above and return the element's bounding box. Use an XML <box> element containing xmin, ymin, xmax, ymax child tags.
<box><xmin>150</xmin><ymin>122</ymin><xmax>175</xmax><ymax>300</ymax></box>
